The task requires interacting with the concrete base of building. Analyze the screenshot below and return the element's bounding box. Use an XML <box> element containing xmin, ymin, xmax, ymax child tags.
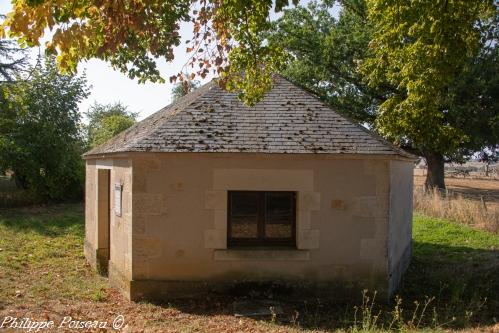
<box><xmin>84</xmin><ymin>241</ymin><xmax>110</xmax><ymax>275</ymax></box>
<box><xmin>107</xmin><ymin>274</ymin><xmax>390</xmax><ymax>302</ymax></box>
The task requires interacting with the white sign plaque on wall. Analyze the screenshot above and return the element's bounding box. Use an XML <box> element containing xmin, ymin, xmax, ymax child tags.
<box><xmin>114</xmin><ymin>184</ymin><xmax>123</xmax><ymax>217</ymax></box>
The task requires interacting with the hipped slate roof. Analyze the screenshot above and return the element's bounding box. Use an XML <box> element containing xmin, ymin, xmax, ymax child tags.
<box><xmin>84</xmin><ymin>75</ymin><xmax>414</xmax><ymax>158</ymax></box>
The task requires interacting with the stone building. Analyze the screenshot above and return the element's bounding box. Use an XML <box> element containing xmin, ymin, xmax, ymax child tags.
<box><xmin>83</xmin><ymin>75</ymin><xmax>416</xmax><ymax>300</ymax></box>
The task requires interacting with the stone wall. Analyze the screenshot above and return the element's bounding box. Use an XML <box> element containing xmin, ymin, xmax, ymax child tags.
<box><xmin>129</xmin><ymin>153</ymin><xmax>398</xmax><ymax>299</ymax></box>
<box><xmin>84</xmin><ymin>160</ymin><xmax>98</xmax><ymax>269</ymax></box>
<box><xmin>387</xmin><ymin>160</ymin><xmax>414</xmax><ymax>295</ymax></box>
<box><xmin>84</xmin><ymin>158</ymin><xmax>133</xmax><ymax>294</ymax></box>
<box><xmin>109</xmin><ymin>158</ymin><xmax>133</xmax><ymax>291</ymax></box>
<box><xmin>85</xmin><ymin>152</ymin><xmax>414</xmax><ymax>300</ymax></box>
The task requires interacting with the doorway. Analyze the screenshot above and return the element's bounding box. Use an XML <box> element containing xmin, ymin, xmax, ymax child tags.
<box><xmin>96</xmin><ymin>169</ymin><xmax>111</xmax><ymax>274</ymax></box>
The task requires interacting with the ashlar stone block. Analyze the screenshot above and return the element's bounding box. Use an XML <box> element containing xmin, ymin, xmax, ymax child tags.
<box><xmin>299</xmin><ymin>192</ymin><xmax>321</xmax><ymax>211</ymax></box>
<box><xmin>204</xmin><ymin>229</ymin><xmax>226</xmax><ymax>249</ymax></box>
<box><xmin>205</xmin><ymin>190</ymin><xmax>227</xmax><ymax>210</ymax></box>
<box><xmin>297</xmin><ymin>229</ymin><xmax>320</xmax><ymax>249</ymax></box>
<box><xmin>134</xmin><ymin>193</ymin><xmax>168</xmax><ymax>215</ymax></box>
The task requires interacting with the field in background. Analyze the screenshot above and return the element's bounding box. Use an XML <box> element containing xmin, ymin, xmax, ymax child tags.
<box><xmin>414</xmin><ymin>176</ymin><xmax>499</xmax><ymax>202</ymax></box>
<box><xmin>414</xmin><ymin>175</ymin><xmax>499</xmax><ymax>233</ymax></box>
<box><xmin>0</xmin><ymin>204</ymin><xmax>498</xmax><ymax>332</ymax></box>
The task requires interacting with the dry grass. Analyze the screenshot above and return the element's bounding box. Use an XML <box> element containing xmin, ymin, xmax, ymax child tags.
<box><xmin>413</xmin><ymin>187</ymin><xmax>499</xmax><ymax>233</ymax></box>
<box><xmin>413</xmin><ymin>176</ymin><xmax>499</xmax><ymax>205</ymax></box>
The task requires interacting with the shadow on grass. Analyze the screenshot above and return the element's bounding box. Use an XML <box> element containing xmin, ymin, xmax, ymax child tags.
<box><xmin>0</xmin><ymin>203</ymin><xmax>84</xmax><ymax>237</ymax></box>
<box><xmin>398</xmin><ymin>241</ymin><xmax>499</xmax><ymax>327</ymax></box>
<box><xmin>146</xmin><ymin>241</ymin><xmax>498</xmax><ymax>332</ymax></box>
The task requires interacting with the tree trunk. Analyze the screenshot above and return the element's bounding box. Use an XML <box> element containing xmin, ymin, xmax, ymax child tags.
<box><xmin>424</xmin><ymin>152</ymin><xmax>446</xmax><ymax>191</ymax></box>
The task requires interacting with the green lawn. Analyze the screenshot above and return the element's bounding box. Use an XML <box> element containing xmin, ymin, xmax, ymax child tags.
<box><xmin>402</xmin><ymin>214</ymin><xmax>499</xmax><ymax>328</ymax></box>
<box><xmin>0</xmin><ymin>206</ymin><xmax>497</xmax><ymax>332</ymax></box>
<box><xmin>0</xmin><ymin>204</ymin><xmax>108</xmax><ymax>305</ymax></box>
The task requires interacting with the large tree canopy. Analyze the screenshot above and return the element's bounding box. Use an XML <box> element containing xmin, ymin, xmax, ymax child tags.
<box><xmin>361</xmin><ymin>0</ymin><xmax>493</xmax><ymax>151</ymax></box>
<box><xmin>2</xmin><ymin>0</ymin><xmax>498</xmax><ymax>190</ymax></box>
<box><xmin>360</xmin><ymin>0</ymin><xmax>498</xmax><ymax>189</ymax></box>
<box><xmin>1</xmin><ymin>0</ymin><xmax>299</xmax><ymax>104</ymax></box>
<box><xmin>2</xmin><ymin>0</ymin><xmax>497</xmax><ymax>108</ymax></box>
<box><xmin>86</xmin><ymin>102</ymin><xmax>137</xmax><ymax>148</ymax></box>
<box><xmin>0</xmin><ymin>39</ymin><xmax>27</xmax><ymax>82</ymax></box>
<box><xmin>0</xmin><ymin>57</ymin><xmax>89</xmax><ymax>200</ymax></box>
<box><xmin>270</xmin><ymin>0</ymin><xmax>498</xmax><ymax>189</ymax></box>
<box><xmin>268</xmin><ymin>0</ymin><xmax>384</xmax><ymax>124</ymax></box>
<box><xmin>0</xmin><ymin>15</ymin><xmax>28</xmax><ymax>82</ymax></box>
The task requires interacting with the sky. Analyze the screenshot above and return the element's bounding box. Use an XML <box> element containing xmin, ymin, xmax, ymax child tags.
<box><xmin>74</xmin><ymin>25</ymin><xmax>200</xmax><ymax>121</ymax></box>
<box><xmin>0</xmin><ymin>1</ymin><xmax>334</xmax><ymax>122</ymax></box>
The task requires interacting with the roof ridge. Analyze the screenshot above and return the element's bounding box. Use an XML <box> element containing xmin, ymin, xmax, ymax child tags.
<box><xmin>277</xmin><ymin>74</ymin><xmax>417</xmax><ymax>159</ymax></box>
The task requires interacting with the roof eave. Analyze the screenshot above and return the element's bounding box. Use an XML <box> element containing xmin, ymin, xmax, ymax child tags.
<box><xmin>82</xmin><ymin>150</ymin><xmax>419</xmax><ymax>161</ymax></box>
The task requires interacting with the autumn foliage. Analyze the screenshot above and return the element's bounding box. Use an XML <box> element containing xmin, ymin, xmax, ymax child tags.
<box><xmin>2</xmin><ymin>0</ymin><xmax>297</xmax><ymax>104</ymax></box>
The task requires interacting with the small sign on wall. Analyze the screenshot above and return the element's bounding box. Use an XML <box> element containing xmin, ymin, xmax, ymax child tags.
<box><xmin>114</xmin><ymin>184</ymin><xmax>123</xmax><ymax>217</ymax></box>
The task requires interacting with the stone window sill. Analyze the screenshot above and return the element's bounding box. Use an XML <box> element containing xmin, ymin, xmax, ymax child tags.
<box><xmin>214</xmin><ymin>248</ymin><xmax>310</xmax><ymax>261</ymax></box>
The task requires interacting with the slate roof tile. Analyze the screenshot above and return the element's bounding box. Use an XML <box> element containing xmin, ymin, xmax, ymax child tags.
<box><xmin>84</xmin><ymin>75</ymin><xmax>414</xmax><ymax>159</ymax></box>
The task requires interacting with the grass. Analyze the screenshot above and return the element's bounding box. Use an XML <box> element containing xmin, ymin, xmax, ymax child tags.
<box><xmin>402</xmin><ymin>214</ymin><xmax>499</xmax><ymax>328</ymax></box>
<box><xmin>414</xmin><ymin>187</ymin><xmax>499</xmax><ymax>233</ymax></box>
<box><xmin>0</xmin><ymin>204</ymin><xmax>108</xmax><ymax>306</ymax></box>
<box><xmin>413</xmin><ymin>213</ymin><xmax>498</xmax><ymax>253</ymax></box>
<box><xmin>0</xmin><ymin>204</ymin><xmax>498</xmax><ymax>332</ymax></box>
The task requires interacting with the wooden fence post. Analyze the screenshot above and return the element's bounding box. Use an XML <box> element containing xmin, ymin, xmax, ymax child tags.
<box><xmin>480</xmin><ymin>196</ymin><xmax>487</xmax><ymax>212</ymax></box>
